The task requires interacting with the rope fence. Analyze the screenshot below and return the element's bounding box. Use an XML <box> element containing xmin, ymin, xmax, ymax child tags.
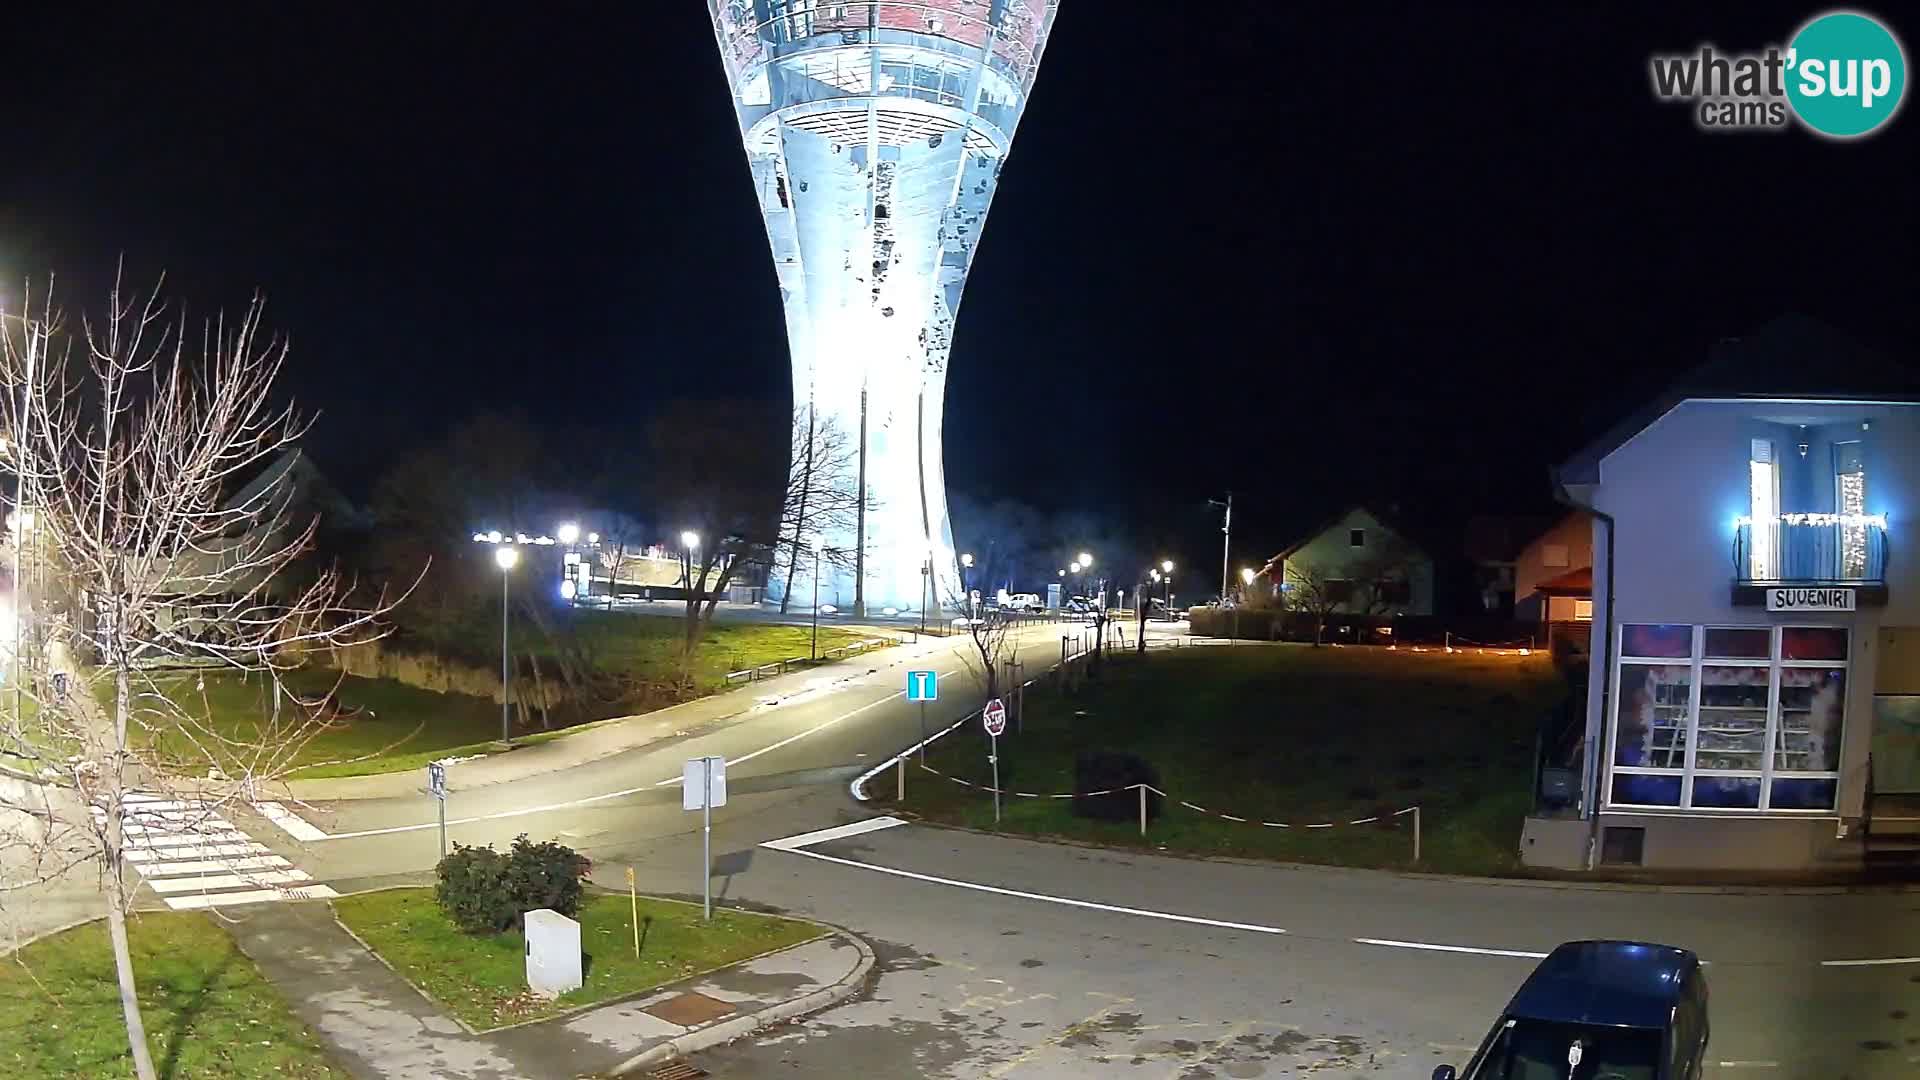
<box><xmin>897</xmin><ymin>757</ymin><xmax>1423</xmax><ymax>861</ymax></box>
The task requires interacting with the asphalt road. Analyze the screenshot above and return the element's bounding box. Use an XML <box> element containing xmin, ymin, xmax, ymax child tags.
<box><xmin>122</xmin><ymin>621</ymin><xmax>1920</xmax><ymax>1077</ymax></box>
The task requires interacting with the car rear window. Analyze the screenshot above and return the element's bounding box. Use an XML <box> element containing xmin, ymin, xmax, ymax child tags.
<box><xmin>1475</xmin><ymin>1019</ymin><xmax>1662</xmax><ymax>1079</ymax></box>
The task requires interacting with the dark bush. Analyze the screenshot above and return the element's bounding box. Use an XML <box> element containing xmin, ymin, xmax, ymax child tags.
<box><xmin>435</xmin><ymin>843</ymin><xmax>516</xmax><ymax>934</ymax></box>
<box><xmin>506</xmin><ymin>834</ymin><xmax>593</xmax><ymax>919</ymax></box>
<box><xmin>1072</xmin><ymin>750</ymin><xmax>1162</xmax><ymax>823</ymax></box>
<box><xmin>433</xmin><ymin>834</ymin><xmax>593</xmax><ymax>934</ymax></box>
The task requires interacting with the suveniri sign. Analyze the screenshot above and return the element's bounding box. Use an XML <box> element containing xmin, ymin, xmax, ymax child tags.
<box><xmin>1767</xmin><ymin>587</ymin><xmax>1856</xmax><ymax>612</ymax></box>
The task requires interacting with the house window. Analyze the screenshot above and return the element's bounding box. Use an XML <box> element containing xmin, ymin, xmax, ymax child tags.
<box><xmin>1749</xmin><ymin>438</ymin><xmax>1779</xmax><ymax>580</ymax></box>
<box><xmin>1542</xmin><ymin>544</ymin><xmax>1569</xmax><ymax>568</ymax></box>
<box><xmin>1835</xmin><ymin>442</ymin><xmax>1867</xmax><ymax>579</ymax></box>
<box><xmin>1573</xmin><ymin>599</ymin><xmax>1594</xmax><ymax>622</ymax></box>
<box><xmin>1608</xmin><ymin>624</ymin><xmax>1847</xmax><ymax>812</ymax></box>
<box><xmin>1325</xmin><ymin>578</ymin><xmax>1355</xmax><ymax>603</ymax></box>
<box><xmin>1348</xmin><ymin>529</ymin><xmax>1366</xmax><ymax>548</ymax></box>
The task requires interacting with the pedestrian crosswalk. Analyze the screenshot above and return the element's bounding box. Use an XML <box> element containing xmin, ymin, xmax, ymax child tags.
<box><xmin>92</xmin><ymin>792</ymin><xmax>338</xmax><ymax>911</ymax></box>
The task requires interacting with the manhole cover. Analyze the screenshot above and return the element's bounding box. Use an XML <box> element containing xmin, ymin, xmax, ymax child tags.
<box><xmin>647</xmin><ymin>1062</ymin><xmax>707</xmax><ymax>1080</ymax></box>
<box><xmin>643</xmin><ymin>991</ymin><xmax>737</xmax><ymax>1027</ymax></box>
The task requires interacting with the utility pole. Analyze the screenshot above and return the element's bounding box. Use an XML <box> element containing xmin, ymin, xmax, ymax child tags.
<box><xmin>1210</xmin><ymin>492</ymin><xmax>1233</xmax><ymax>604</ymax></box>
<box><xmin>853</xmin><ymin>385</ymin><xmax>867</xmax><ymax>618</ymax></box>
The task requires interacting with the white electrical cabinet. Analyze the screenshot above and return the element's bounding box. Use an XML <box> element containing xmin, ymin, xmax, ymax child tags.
<box><xmin>524</xmin><ymin>908</ymin><xmax>582</xmax><ymax>998</ymax></box>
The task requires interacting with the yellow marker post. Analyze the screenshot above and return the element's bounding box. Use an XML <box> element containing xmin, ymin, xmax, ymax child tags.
<box><xmin>626</xmin><ymin>866</ymin><xmax>639</xmax><ymax>958</ymax></box>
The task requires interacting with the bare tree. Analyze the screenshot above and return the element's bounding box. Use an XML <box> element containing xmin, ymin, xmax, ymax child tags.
<box><xmin>1347</xmin><ymin>533</ymin><xmax>1422</xmax><ymax>616</ymax></box>
<box><xmin>592</xmin><ymin>511</ymin><xmax>646</xmax><ymax>610</ymax></box>
<box><xmin>646</xmin><ymin>401</ymin><xmax>783</xmax><ymax>683</ymax></box>
<box><xmin>0</xmin><ymin>275</ymin><xmax>408</xmax><ymax>1080</ymax></box>
<box><xmin>945</xmin><ymin>564</ymin><xmax>1015</xmax><ymax>708</ymax></box>
<box><xmin>772</xmin><ymin>406</ymin><xmax>862</xmax><ymax>613</ymax></box>
<box><xmin>1283</xmin><ymin>562</ymin><xmax>1345</xmax><ymax>646</ymax></box>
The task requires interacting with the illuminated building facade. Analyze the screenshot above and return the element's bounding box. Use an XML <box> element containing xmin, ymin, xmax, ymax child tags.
<box><xmin>706</xmin><ymin>1</ymin><xmax>1060</xmax><ymax>614</ymax></box>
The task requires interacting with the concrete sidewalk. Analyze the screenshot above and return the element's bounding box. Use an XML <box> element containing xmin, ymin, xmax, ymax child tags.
<box><xmin>226</xmin><ymin>899</ymin><xmax>871</xmax><ymax>1079</ymax></box>
<box><xmin>280</xmin><ymin>631</ymin><xmax>941</xmax><ymax>802</ymax></box>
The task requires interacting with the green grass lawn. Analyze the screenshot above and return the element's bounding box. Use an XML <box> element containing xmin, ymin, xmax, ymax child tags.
<box><xmin>0</xmin><ymin>913</ymin><xmax>346</xmax><ymax>1080</ymax></box>
<box><xmin>121</xmin><ymin>614</ymin><xmax>889</xmax><ymax>779</ymax></box>
<box><xmin>333</xmin><ymin>888</ymin><xmax>826</xmax><ymax>1031</ymax></box>
<box><xmin>883</xmin><ymin>645</ymin><xmax>1566</xmax><ymax>876</ymax></box>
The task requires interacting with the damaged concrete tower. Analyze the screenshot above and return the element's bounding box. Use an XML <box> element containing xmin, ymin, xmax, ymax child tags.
<box><xmin>707</xmin><ymin>1</ymin><xmax>1061</xmax><ymax>615</ymax></box>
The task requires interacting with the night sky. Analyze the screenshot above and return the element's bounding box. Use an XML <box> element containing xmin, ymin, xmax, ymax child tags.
<box><xmin>2</xmin><ymin>3</ymin><xmax>1912</xmax><ymax>580</ymax></box>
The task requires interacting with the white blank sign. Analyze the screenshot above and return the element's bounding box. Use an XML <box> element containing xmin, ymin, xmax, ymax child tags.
<box><xmin>683</xmin><ymin>756</ymin><xmax>727</xmax><ymax>810</ymax></box>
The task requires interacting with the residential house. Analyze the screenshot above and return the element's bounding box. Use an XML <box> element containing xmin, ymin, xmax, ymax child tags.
<box><xmin>1514</xmin><ymin>511</ymin><xmax>1594</xmax><ymax>625</ymax></box>
<box><xmin>1464</xmin><ymin>515</ymin><xmax>1556</xmax><ymax>616</ymax></box>
<box><xmin>1267</xmin><ymin>506</ymin><xmax>1435</xmax><ymax>617</ymax></box>
<box><xmin>1522</xmin><ymin>316</ymin><xmax>1920</xmax><ymax>874</ymax></box>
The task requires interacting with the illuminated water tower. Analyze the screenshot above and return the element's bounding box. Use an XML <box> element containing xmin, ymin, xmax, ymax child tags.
<box><xmin>706</xmin><ymin>1</ymin><xmax>1061</xmax><ymax>615</ymax></box>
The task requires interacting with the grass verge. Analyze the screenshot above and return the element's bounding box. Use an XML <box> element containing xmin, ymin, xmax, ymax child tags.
<box><xmin>0</xmin><ymin>913</ymin><xmax>347</xmax><ymax>1080</ymax></box>
<box><xmin>128</xmin><ymin>615</ymin><xmax>889</xmax><ymax>778</ymax></box>
<box><xmin>332</xmin><ymin>888</ymin><xmax>827</xmax><ymax>1031</ymax></box>
<box><xmin>882</xmin><ymin>644</ymin><xmax>1565</xmax><ymax>877</ymax></box>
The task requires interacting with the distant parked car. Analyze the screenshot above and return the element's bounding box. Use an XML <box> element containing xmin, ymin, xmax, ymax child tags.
<box><xmin>1435</xmin><ymin>940</ymin><xmax>1708</xmax><ymax>1080</ymax></box>
<box><xmin>1003</xmin><ymin>593</ymin><xmax>1044</xmax><ymax>612</ymax></box>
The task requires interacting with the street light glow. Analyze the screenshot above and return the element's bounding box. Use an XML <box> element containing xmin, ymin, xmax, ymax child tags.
<box><xmin>494</xmin><ymin>545</ymin><xmax>519</xmax><ymax>571</ymax></box>
<box><xmin>1069</xmin><ymin>561</ymin><xmax>1080</xmax><ymax>573</ymax></box>
<box><xmin>587</xmin><ymin>532</ymin><xmax>599</xmax><ymax>545</ymax></box>
<box><xmin>1077</xmin><ymin>552</ymin><xmax>1092</xmax><ymax>568</ymax></box>
<box><xmin>1161</xmin><ymin>559</ymin><xmax>1174</xmax><ymax>573</ymax></box>
<box><xmin>557</xmin><ymin>522</ymin><xmax>580</xmax><ymax>545</ymax></box>
<box><xmin>812</xmin><ymin>534</ymin><xmax>827</xmax><ymax>553</ymax></box>
<box><xmin>681</xmin><ymin>530</ymin><xmax>701</xmax><ymax>550</ymax></box>
<box><xmin>487</xmin><ymin>530</ymin><xmax>503</xmax><ymax>544</ymax></box>
<box><xmin>960</xmin><ymin>552</ymin><xmax>974</xmax><ymax>567</ymax></box>
<box><xmin>1241</xmin><ymin>567</ymin><xmax>1256</xmax><ymax>585</ymax></box>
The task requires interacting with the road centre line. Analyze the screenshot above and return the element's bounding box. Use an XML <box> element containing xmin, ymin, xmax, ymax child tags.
<box><xmin>761</xmin><ymin>840</ymin><xmax>1288</xmax><ymax>936</ymax></box>
<box><xmin>1819</xmin><ymin>956</ymin><xmax>1920</xmax><ymax>966</ymax></box>
<box><xmin>655</xmin><ymin>687</ymin><xmax>915</xmax><ymax>785</ymax></box>
<box><xmin>323</xmin><ymin>683</ymin><xmax>928</xmax><ymax>840</ymax></box>
<box><xmin>1353</xmin><ymin>937</ymin><xmax>1549</xmax><ymax>960</ymax></box>
<box><xmin>762</xmin><ymin>816</ymin><xmax>909</xmax><ymax>850</ymax></box>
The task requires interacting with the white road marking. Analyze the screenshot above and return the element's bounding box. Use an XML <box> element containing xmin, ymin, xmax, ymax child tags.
<box><xmin>96</xmin><ymin>791</ymin><xmax>330</xmax><ymax>910</ymax></box>
<box><xmin>1819</xmin><ymin>956</ymin><xmax>1920</xmax><ymax>967</ymax></box>
<box><xmin>119</xmin><ymin>830</ymin><xmax>250</xmax><ymax>848</ymax></box>
<box><xmin>762</xmin><ymin>816</ymin><xmax>909</xmax><ymax>851</ymax></box>
<box><xmin>165</xmin><ymin>885</ymin><xmax>340</xmax><ymax>910</ymax></box>
<box><xmin>1716</xmin><ymin>1061</ymin><xmax>1780</xmax><ymax>1068</ymax></box>
<box><xmin>765</xmin><ymin>843</ymin><xmax>1287</xmax><ymax>936</ymax></box>
<box><xmin>124</xmin><ymin>843</ymin><xmax>265</xmax><ymax>862</ymax></box>
<box><xmin>137</xmin><ymin>855</ymin><xmax>292</xmax><ymax>876</ymax></box>
<box><xmin>1354</xmin><ymin>937</ymin><xmax>1549</xmax><ymax>960</ymax></box>
<box><xmin>327</xmin><ymin>683</ymin><xmax>936</xmax><ymax>840</ymax></box>
<box><xmin>255</xmin><ymin>801</ymin><xmax>329</xmax><ymax>841</ymax></box>
<box><xmin>145</xmin><ymin>869</ymin><xmax>313</xmax><ymax>893</ymax></box>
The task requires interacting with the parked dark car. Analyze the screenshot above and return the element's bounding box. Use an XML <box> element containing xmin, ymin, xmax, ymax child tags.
<box><xmin>1435</xmin><ymin>940</ymin><xmax>1708</xmax><ymax>1080</ymax></box>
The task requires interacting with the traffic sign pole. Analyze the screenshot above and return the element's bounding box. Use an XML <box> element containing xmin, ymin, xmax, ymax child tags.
<box><xmin>702</xmin><ymin>756</ymin><xmax>713</xmax><ymax>921</ymax></box>
<box><xmin>991</xmin><ymin>732</ymin><xmax>1001</xmax><ymax>824</ymax></box>
<box><xmin>982</xmin><ymin>698</ymin><xmax>1008</xmax><ymax>825</ymax></box>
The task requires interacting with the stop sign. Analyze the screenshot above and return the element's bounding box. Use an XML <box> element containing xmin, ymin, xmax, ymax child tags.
<box><xmin>982</xmin><ymin>697</ymin><xmax>1007</xmax><ymax>736</ymax></box>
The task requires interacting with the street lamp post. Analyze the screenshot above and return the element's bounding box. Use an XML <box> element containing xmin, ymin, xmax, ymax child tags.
<box><xmin>810</xmin><ymin>536</ymin><xmax>825</xmax><ymax>659</ymax></box>
<box><xmin>1161</xmin><ymin>559</ymin><xmax>1174</xmax><ymax>611</ymax></box>
<box><xmin>494</xmin><ymin>544</ymin><xmax>519</xmax><ymax>742</ymax></box>
<box><xmin>681</xmin><ymin>530</ymin><xmax>701</xmax><ymax>597</ymax></box>
<box><xmin>557</xmin><ymin>522</ymin><xmax>580</xmax><ymax>605</ymax></box>
<box><xmin>960</xmin><ymin>552</ymin><xmax>974</xmax><ymax>619</ymax></box>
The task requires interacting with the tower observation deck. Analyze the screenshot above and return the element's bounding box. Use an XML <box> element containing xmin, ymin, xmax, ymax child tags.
<box><xmin>707</xmin><ymin>1</ymin><xmax>1061</xmax><ymax>615</ymax></box>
